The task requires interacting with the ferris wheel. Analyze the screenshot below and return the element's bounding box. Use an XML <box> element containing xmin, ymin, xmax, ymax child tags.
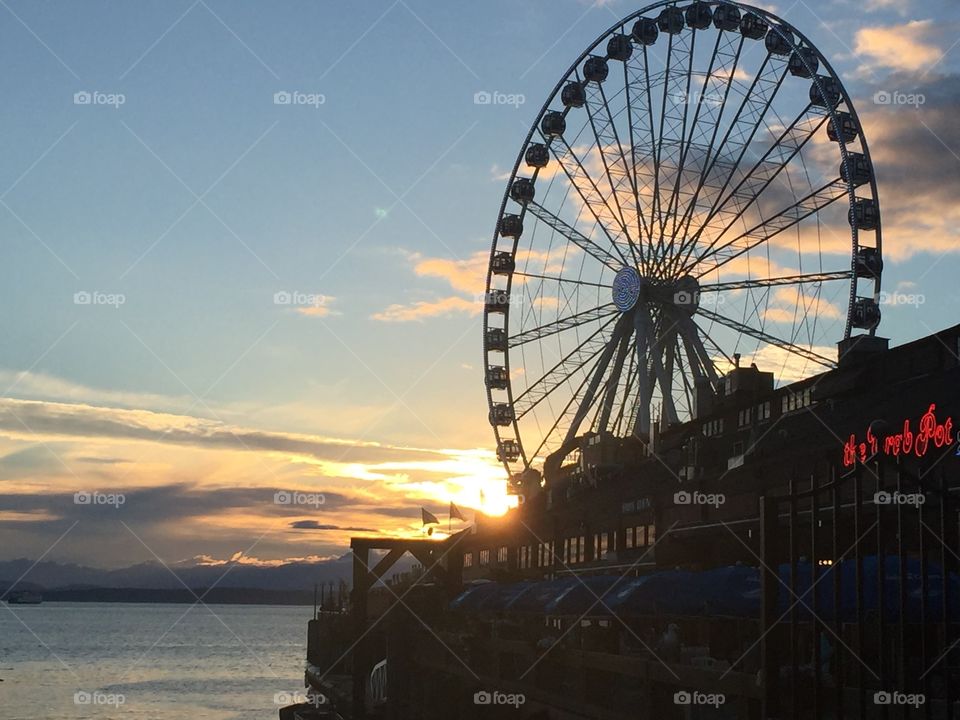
<box><xmin>482</xmin><ymin>1</ymin><xmax>883</xmax><ymax>483</ymax></box>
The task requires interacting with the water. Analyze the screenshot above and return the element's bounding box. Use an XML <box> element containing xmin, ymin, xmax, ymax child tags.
<box><xmin>0</xmin><ymin>602</ymin><xmax>312</xmax><ymax>720</ymax></box>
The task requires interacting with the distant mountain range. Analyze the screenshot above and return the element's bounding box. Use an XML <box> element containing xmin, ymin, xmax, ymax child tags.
<box><xmin>0</xmin><ymin>552</ymin><xmax>417</xmax><ymax>604</ymax></box>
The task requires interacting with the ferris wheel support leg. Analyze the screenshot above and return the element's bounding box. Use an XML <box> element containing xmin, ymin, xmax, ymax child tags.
<box><xmin>647</xmin><ymin>307</ymin><xmax>680</xmax><ymax>428</ymax></box>
<box><xmin>660</xmin><ymin>325</ymin><xmax>680</xmax><ymax>432</ymax></box>
<box><xmin>676</xmin><ymin>314</ymin><xmax>720</xmax><ymax>389</ymax></box>
<box><xmin>598</xmin><ymin>329</ymin><xmax>632</xmax><ymax>435</ymax></box>
<box><xmin>631</xmin><ymin>304</ymin><xmax>654</xmax><ymax>440</ymax></box>
<box><xmin>561</xmin><ymin>312</ymin><xmax>632</xmax><ymax>447</ymax></box>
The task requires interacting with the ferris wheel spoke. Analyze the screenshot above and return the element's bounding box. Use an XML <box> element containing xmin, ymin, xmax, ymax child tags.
<box><xmin>698</xmin><ymin>271</ymin><xmax>854</xmax><ymax>293</ymax></box>
<box><xmin>667</xmin><ymin>29</ymin><xmax>746</xmax><ymax>248</ymax></box>
<box><xmin>583</xmin><ymin>79</ymin><xmax>642</xmax><ymax>265</ymax></box>
<box><xmin>513</xmin><ymin>271</ymin><xmax>607</xmax><ymax>289</ymax></box>
<box><xmin>696</xmin><ymin>306</ymin><xmax>835</xmax><ymax>367</ymax></box>
<box><xmin>691</xmin><ymin>178</ymin><xmax>849</xmax><ymax>277</ymax></box>
<box><xmin>509</xmin><ymin>303</ymin><xmax>617</xmax><ymax>348</ymax></box>
<box><xmin>673</xmin><ymin>104</ymin><xmax>831</xmax><ymax>272</ymax></box>
<box><xmin>547</xmin><ymin>136</ymin><xmax>635</xmax><ymax>262</ymax></box>
<box><xmin>671</xmin><ymin>52</ymin><xmax>791</xmax><ymax>270</ymax></box>
<box><xmin>621</xmin><ymin>54</ymin><xmax>652</xmax><ymax>250</ymax></box>
<box><xmin>650</xmin><ymin>28</ymin><xmax>694</xmax><ymax>268</ymax></box>
<box><xmin>662</xmin><ymin>24</ymin><xmax>708</xmax><ymax>250</ymax></box>
<box><xmin>512</xmin><ymin>314</ymin><xmax>620</xmax><ymax>419</ymax></box>
<box><xmin>627</xmin><ymin>46</ymin><xmax>662</xmax><ymax>256</ymax></box>
<box><xmin>526</xmin><ymin>200</ymin><xmax>626</xmax><ymax>270</ymax></box>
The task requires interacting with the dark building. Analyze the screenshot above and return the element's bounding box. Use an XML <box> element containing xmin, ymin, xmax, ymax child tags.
<box><xmin>294</xmin><ymin>326</ymin><xmax>960</xmax><ymax>720</ymax></box>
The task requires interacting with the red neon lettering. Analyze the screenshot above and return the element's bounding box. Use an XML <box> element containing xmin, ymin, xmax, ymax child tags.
<box><xmin>842</xmin><ymin>404</ymin><xmax>955</xmax><ymax>467</ymax></box>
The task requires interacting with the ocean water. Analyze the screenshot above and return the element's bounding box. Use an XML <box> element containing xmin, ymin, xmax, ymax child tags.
<box><xmin>0</xmin><ymin>602</ymin><xmax>312</xmax><ymax>720</ymax></box>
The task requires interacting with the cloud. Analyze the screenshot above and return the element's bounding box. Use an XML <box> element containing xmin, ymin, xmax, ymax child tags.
<box><xmin>854</xmin><ymin>20</ymin><xmax>943</xmax><ymax>73</ymax></box>
<box><xmin>411</xmin><ymin>253</ymin><xmax>489</xmax><ymax>295</ymax></box>
<box><xmin>371</xmin><ymin>295</ymin><xmax>479</xmax><ymax>322</ymax></box>
<box><xmin>289</xmin><ymin>520</ymin><xmax>375</xmax><ymax>532</ymax></box>
<box><xmin>859</xmin><ymin>72</ymin><xmax>960</xmax><ymax>260</ymax></box>
<box><xmin>0</xmin><ymin>397</ymin><xmax>449</xmax><ymax>465</ymax></box>
<box><xmin>294</xmin><ymin>295</ymin><xmax>338</xmax><ymax>318</ymax></box>
<box><xmin>0</xmin><ymin>369</ymin><xmax>198</xmax><ymax>415</ymax></box>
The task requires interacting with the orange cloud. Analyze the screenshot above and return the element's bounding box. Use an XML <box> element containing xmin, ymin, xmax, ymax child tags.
<box><xmin>854</xmin><ymin>21</ymin><xmax>942</xmax><ymax>73</ymax></box>
<box><xmin>371</xmin><ymin>295</ymin><xmax>479</xmax><ymax>322</ymax></box>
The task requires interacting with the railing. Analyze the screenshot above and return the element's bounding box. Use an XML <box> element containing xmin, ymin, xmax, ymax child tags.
<box><xmin>761</xmin><ymin>456</ymin><xmax>960</xmax><ymax>719</ymax></box>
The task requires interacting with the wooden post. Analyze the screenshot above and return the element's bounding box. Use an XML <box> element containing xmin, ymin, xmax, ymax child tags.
<box><xmin>760</xmin><ymin>495</ymin><xmax>780</xmax><ymax>719</ymax></box>
<box><xmin>352</xmin><ymin>544</ymin><xmax>370</xmax><ymax>719</ymax></box>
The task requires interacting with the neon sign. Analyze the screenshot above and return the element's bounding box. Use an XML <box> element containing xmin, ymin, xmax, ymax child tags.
<box><xmin>842</xmin><ymin>404</ymin><xmax>955</xmax><ymax>467</ymax></box>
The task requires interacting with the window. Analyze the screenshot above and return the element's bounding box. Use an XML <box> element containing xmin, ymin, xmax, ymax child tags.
<box><xmin>497</xmin><ymin>546</ymin><xmax>508</xmax><ymax>564</ymax></box>
<box><xmin>463</xmin><ymin>552</ymin><xmax>473</xmax><ymax>568</ymax></box>
<box><xmin>625</xmin><ymin>526</ymin><xmax>634</xmax><ymax>549</ymax></box>
<box><xmin>479</xmin><ymin>549</ymin><xmax>490</xmax><ymax>567</ymax></box>
<box><xmin>704</xmin><ymin>418</ymin><xmax>725</xmax><ymax>437</ymax></box>
<box><xmin>782</xmin><ymin>389</ymin><xmax>813</xmax><ymax>413</ymax></box>
<box><xmin>738</xmin><ymin>407</ymin><xmax>752</xmax><ymax>427</ymax></box>
<box><xmin>757</xmin><ymin>400</ymin><xmax>771</xmax><ymax>422</ymax></box>
<box><xmin>518</xmin><ymin>546</ymin><xmax>526</xmax><ymax>569</ymax></box>
<box><xmin>599</xmin><ymin>532</ymin><xmax>609</xmax><ymax>560</ymax></box>
<box><xmin>635</xmin><ymin>525</ymin><xmax>646</xmax><ymax>547</ymax></box>
<box><xmin>647</xmin><ymin>525</ymin><xmax>656</xmax><ymax>546</ymax></box>
<box><xmin>578</xmin><ymin>535</ymin><xmax>586</xmax><ymax>563</ymax></box>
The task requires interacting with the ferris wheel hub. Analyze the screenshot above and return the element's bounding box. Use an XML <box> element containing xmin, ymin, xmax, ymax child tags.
<box><xmin>612</xmin><ymin>266</ymin><xmax>642</xmax><ymax>311</ymax></box>
<box><xmin>612</xmin><ymin>267</ymin><xmax>700</xmax><ymax>315</ymax></box>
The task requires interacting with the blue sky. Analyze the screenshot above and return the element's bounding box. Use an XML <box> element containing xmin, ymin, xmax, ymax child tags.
<box><xmin>0</xmin><ymin>0</ymin><xmax>958</xmax><ymax>568</ymax></box>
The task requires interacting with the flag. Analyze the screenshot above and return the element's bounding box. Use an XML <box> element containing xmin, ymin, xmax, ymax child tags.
<box><xmin>449</xmin><ymin>501</ymin><xmax>466</xmax><ymax>522</ymax></box>
<box><xmin>421</xmin><ymin>508</ymin><xmax>439</xmax><ymax>526</ymax></box>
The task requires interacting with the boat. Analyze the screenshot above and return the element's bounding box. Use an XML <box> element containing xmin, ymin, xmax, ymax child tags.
<box><xmin>5</xmin><ymin>591</ymin><xmax>42</xmax><ymax>605</ymax></box>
